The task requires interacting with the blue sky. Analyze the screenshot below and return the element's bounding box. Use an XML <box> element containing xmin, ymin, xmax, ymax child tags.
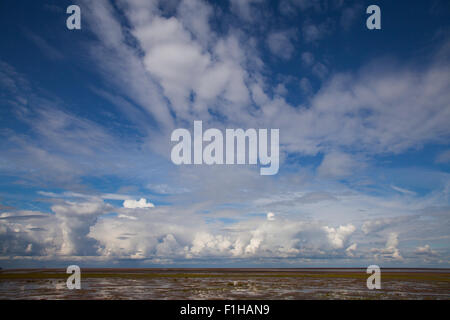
<box><xmin>0</xmin><ymin>0</ymin><xmax>449</xmax><ymax>268</ymax></box>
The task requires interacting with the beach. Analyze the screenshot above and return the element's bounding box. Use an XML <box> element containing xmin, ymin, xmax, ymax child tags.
<box><xmin>0</xmin><ymin>268</ymin><xmax>448</xmax><ymax>300</ymax></box>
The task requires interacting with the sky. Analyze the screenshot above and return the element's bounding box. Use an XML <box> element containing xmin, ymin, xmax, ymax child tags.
<box><xmin>0</xmin><ymin>0</ymin><xmax>449</xmax><ymax>268</ymax></box>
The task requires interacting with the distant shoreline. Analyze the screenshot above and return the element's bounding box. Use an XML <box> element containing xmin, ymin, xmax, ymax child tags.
<box><xmin>2</xmin><ymin>267</ymin><xmax>450</xmax><ymax>272</ymax></box>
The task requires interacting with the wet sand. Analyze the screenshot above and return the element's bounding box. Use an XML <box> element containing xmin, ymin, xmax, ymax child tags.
<box><xmin>0</xmin><ymin>268</ymin><xmax>448</xmax><ymax>300</ymax></box>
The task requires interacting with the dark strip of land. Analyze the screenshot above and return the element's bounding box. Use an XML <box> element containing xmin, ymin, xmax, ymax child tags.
<box><xmin>1</xmin><ymin>268</ymin><xmax>449</xmax><ymax>282</ymax></box>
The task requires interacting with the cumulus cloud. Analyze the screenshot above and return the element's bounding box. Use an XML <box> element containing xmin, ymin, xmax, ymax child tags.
<box><xmin>184</xmin><ymin>220</ymin><xmax>357</xmax><ymax>259</ymax></box>
<box><xmin>345</xmin><ymin>243</ymin><xmax>357</xmax><ymax>257</ymax></box>
<box><xmin>0</xmin><ymin>200</ymin><xmax>113</xmax><ymax>258</ymax></box>
<box><xmin>123</xmin><ymin>198</ymin><xmax>155</xmax><ymax>209</ymax></box>
<box><xmin>87</xmin><ymin>207</ymin><xmax>365</xmax><ymax>262</ymax></box>
<box><xmin>386</xmin><ymin>233</ymin><xmax>403</xmax><ymax>260</ymax></box>
<box><xmin>52</xmin><ymin>200</ymin><xmax>113</xmax><ymax>255</ymax></box>
<box><xmin>190</xmin><ymin>232</ymin><xmax>233</xmax><ymax>256</ymax></box>
<box><xmin>266</xmin><ymin>30</ymin><xmax>296</xmax><ymax>60</ymax></box>
<box><xmin>0</xmin><ymin>210</ymin><xmax>57</xmax><ymax>257</ymax></box>
<box><xmin>323</xmin><ymin>224</ymin><xmax>355</xmax><ymax>249</ymax></box>
<box><xmin>415</xmin><ymin>244</ymin><xmax>438</xmax><ymax>256</ymax></box>
<box><xmin>1</xmin><ymin>186</ymin><xmax>448</xmax><ymax>265</ymax></box>
<box><xmin>372</xmin><ymin>233</ymin><xmax>403</xmax><ymax>260</ymax></box>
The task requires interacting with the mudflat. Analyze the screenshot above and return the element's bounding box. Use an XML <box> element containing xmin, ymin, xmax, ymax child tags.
<box><xmin>0</xmin><ymin>268</ymin><xmax>448</xmax><ymax>300</ymax></box>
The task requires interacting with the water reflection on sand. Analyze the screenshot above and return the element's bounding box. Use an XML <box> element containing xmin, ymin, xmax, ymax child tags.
<box><xmin>0</xmin><ymin>269</ymin><xmax>449</xmax><ymax>300</ymax></box>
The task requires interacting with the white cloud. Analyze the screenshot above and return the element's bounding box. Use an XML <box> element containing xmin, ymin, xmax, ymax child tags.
<box><xmin>317</xmin><ymin>152</ymin><xmax>360</xmax><ymax>178</ymax></box>
<box><xmin>190</xmin><ymin>232</ymin><xmax>233</xmax><ymax>256</ymax></box>
<box><xmin>123</xmin><ymin>7</ymin><xmax>251</xmax><ymax>118</ymax></box>
<box><xmin>123</xmin><ymin>198</ymin><xmax>155</xmax><ymax>209</ymax></box>
<box><xmin>323</xmin><ymin>224</ymin><xmax>355</xmax><ymax>249</ymax></box>
<box><xmin>372</xmin><ymin>232</ymin><xmax>403</xmax><ymax>260</ymax></box>
<box><xmin>177</xmin><ymin>0</ymin><xmax>213</xmax><ymax>46</ymax></box>
<box><xmin>415</xmin><ymin>244</ymin><xmax>438</xmax><ymax>256</ymax></box>
<box><xmin>346</xmin><ymin>243</ymin><xmax>357</xmax><ymax>255</ymax></box>
<box><xmin>52</xmin><ymin>200</ymin><xmax>113</xmax><ymax>255</ymax></box>
<box><xmin>2</xmin><ymin>186</ymin><xmax>449</xmax><ymax>265</ymax></box>
<box><xmin>312</xmin><ymin>62</ymin><xmax>328</xmax><ymax>79</ymax></box>
<box><xmin>391</xmin><ymin>185</ymin><xmax>416</xmax><ymax>195</ymax></box>
<box><xmin>146</xmin><ymin>183</ymin><xmax>189</xmax><ymax>195</ymax></box>
<box><xmin>78</xmin><ymin>0</ymin><xmax>450</xmax><ymax>162</ymax></box>
<box><xmin>25</xmin><ymin>31</ymin><xmax>64</xmax><ymax>61</ymax></box>
<box><xmin>118</xmin><ymin>214</ymin><xmax>138</xmax><ymax>220</ymax></box>
<box><xmin>301</xmin><ymin>52</ymin><xmax>314</xmax><ymax>66</ymax></box>
<box><xmin>302</xmin><ymin>21</ymin><xmax>329</xmax><ymax>43</ymax></box>
<box><xmin>1</xmin><ymin>0</ymin><xmax>450</xmax><ymax>268</ymax></box>
<box><xmin>386</xmin><ymin>233</ymin><xmax>403</xmax><ymax>260</ymax></box>
<box><xmin>230</xmin><ymin>0</ymin><xmax>264</xmax><ymax>21</ymax></box>
<box><xmin>267</xmin><ymin>30</ymin><xmax>296</xmax><ymax>60</ymax></box>
<box><xmin>80</xmin><ymin>0</ymin><xmax>174</xmax><ymax>130</ymax></box>
<box><xmin>299</xmin><ymin>77</ymin><xmax>313</xmax><ymax>95</ymax></box>
<box><xmin>156</xmin><ymin>234</ymin><xmax>181</xmax><ymax>257</ymax></box>
<box><xmin>362</xmin><ymin>218</ymin><xmax>393</xmax><ymax>235</ymax></box>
